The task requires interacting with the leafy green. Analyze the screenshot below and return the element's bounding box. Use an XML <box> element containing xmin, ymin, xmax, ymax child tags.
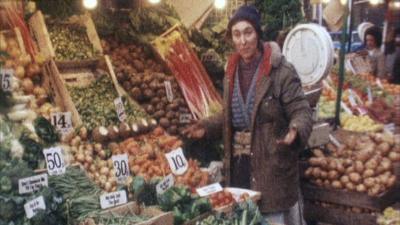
<box><xmin>34</xmin><ymin>117</ymin><xmax>59</xmax><ymax>145</ymax></box>
<box><xmin>19</xmin><ymin>133</ymin><xmax>44</xmax><ymax>169</ymax></box>
<box><xmin>130</xmin><ymin>176</ymin><xmax>159</xmax><ymax>206</ymax></box>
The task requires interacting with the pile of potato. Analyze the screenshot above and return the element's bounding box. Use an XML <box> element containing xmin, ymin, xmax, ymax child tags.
<box><xmin>305</xmin><ymin>132</ymin><xmax>400</xmax><ymax>196</ymax></box>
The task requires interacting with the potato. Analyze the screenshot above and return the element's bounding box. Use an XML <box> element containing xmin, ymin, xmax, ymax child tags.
<box><xmin>349</xmin><ymin>172</ymin><xmax>361</xmax><ymax>184</ymax></box>
<box><xmin>368</xmin><ymin>184</ymin><xmax>381</xmax><ymax>196</ymax></box>
<box><xmin>388</xmin><ymin>152</ymin><xmax>400</xmax><ymax>162</ymax></box>
<box><xmin>340</xmin><ymin>175</ymin><xmax>350</xmax><ymax>184</ymax></box>
<box><xmin>345</xmin><ymin>182</ymin><xmax>355</xmax><ymax>191</ymax></box>
<box><xmin>356</xmin><ymin>184</ymin><xmax>366</xmax><ymax>193</ymax></box>
<box><xmin>362</xmin><ymin>169</ymin><xmax>375</xmax><ymax>178</ymax></box>
<box><xmin>346</xmin><ymin>166</ymin><xmax>355</xmax><ymax>174</ymax></box>
<box><xmin>320</xmin><ymin>171</ymin><xmax>328</xmax><ymax>179</ymax></box>
<box><xmin>354</xmin><ymin>161</ymin><xmax>364</xmax><ymax>173</ymax></box>
<box><xmin>305</xmin><ymin>168</ymin><xmax>313</xmax><ymax>178</ymax></box>
<box><xmin>377</xmin><ymin>142</ymin><xmax>391</xmax><ymax>156</ymax></box>
<box><xmin>328</xmin><ymin>160</ymin><xmax>337</xmax><ymax>170</ymax></box>
<box><xmin>312</xmin><ymin>167</ymin><xmax>322</xmax><ymax>178</ymax></box>
<box><xmin>332</xmin><ymin>180</ymin><xmax>342</xmax><ymax>189</ymax></box>
<box><xmin>365</xmin><ymin>158</ymin><xmax>378</xmax><ymax>170</ymax></box>
<box><xmin>312</xmin><ymin>149</ymin><xmax>325</xmax><ymax>157</ymax></box>
<box><xmin>323</xmin><ymin>179</ymin><xmax>331</xmax><ymax>188</ymax></box>
<box><xmin>363</xmin><ymin>177</ymin><xmax>375</xmax><ymax>188</ymax></box>
<box><xmin>386</xmin><ymin>175</ymin><xmax>396</xmax><ymax>188</ymax></box>
<box><xmin>328</xmin><ymin>170</ymin><xmax>339</xmax><ymax>180</ymax></box>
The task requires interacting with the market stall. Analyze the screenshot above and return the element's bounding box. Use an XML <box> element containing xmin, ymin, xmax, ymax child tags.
<box><xmin>1</xmin><ymin>0</ymin><xmax>399</xmax><ymax>225</ymax></box>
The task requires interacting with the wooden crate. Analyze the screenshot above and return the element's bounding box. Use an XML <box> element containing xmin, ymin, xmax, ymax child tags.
<box><xmin>1</xmin><ymin>27</ymin><xmax>27</xmax><ymax>55</ymax></box>
<box><xmin>301</xmin><ymin>163</ymin><xmax>400</xmax><ymax>212</ymax></box>
<box><xmin>28</xmin><ymin>10</ymin><xmax>103</xmax><ymax>62</ymax></box>
<box><xmin>304</xmin><ymin>201</ymin><xmax>378</xmax><ymax>225</ymax></box>
<box><xmin>101</xmin><ymin>202</ymin><xmax>174</xmax><ymax>225</ymax></box>
<box><xmin>44</xmin><ymin>55</ymin><xmax>146</xmax><ymax>128</ymax></box>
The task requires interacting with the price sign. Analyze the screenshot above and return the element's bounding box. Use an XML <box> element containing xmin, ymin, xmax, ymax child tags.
<box><xmin>114</xmin><ymin>97</ymin><xmax>127</xmax><ymax>122</ymax></box>
<box><xmin>100</xmin><ymin>190</ymin><xmax>128</xmax><ymax>209</ymax></box>
<box><xmin>19</xmin><ymin>174</ymin><xmax>48</xmax><ymax>194</ymax></box>
<box><xmin>164</xmin><ymin>81</ymin><xmax>174</xmax><ymax>102</ymax></box>
<box><xmin>43</xmin><ymin>147</ymin><xmax>66</xmax><ymax>176</ymax></box>
<box><xmin>50</xmin><ymin>112</ymin><xmax>72</xmax><ymax>135</ymax></box>
<box><xmin>348</xmin><ymin>89</ymin><xmax>357</xmax><ymax>107</ymax></box>
<box><xmin>384</xmin><ymin>123</ymin><xmax>395</xmax><ymax>134</ymax></box>
<box><xmin>179</xmin><ymin>113</ymin><xmax>192</xmax><ymax>124</ymax></box>
<box><xmin>24</xmin><ymin>196</ymin><xmax>46</xmax><ymax>219</ymax></box>
<box><xmin>165</xmin><ymin>148</ymin><xmax>188</xmax><ymax>175</ymax></box>
<box><xmin>196</xmin><ymin>183</ymin><xmax>223</xmax><ymax>197</ymax></box>
<box><xmin>112</xmin><ymin>154</ymin><xmax>130</xmax><ymax>183</ymax></box>
<box><xmin>1</xmin><ymin>69</ymin><xmax>13</xmax><ymax>92</ymax></box>
<box><xmin>367</xmin><ymin>86</ymin><xmax>373</xmax><ymax>103</ymax></box>
<box><xmin>156</xmin><ymin>174</ymin><xmax>174</xmax><ymax>194</ymax></box>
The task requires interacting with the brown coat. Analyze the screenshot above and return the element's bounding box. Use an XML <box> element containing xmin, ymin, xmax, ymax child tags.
<box><xmin>201</xmin><ymin>42</ymin><xmax>313</xmax><ymax>213</ymax></box>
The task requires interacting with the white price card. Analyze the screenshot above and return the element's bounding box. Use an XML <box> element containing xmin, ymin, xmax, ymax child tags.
<box><xmin>43</xmin><ymin>147</ymin><xmax>66</xmax><ymax>176</ymax></box>
<box><xmin>164</xmin><ymin>81</ymin><xmax>174</xmax><ymax>102</ymax></box>
<box><xmin>384</xmin><ymin>123</ymin><xmax>395</xmax><ymax>134</ymax></box>
<box><xmin>165</xmin><ymin>148</ymin><xmax>188</xmax><ymax>175</ymax></box>
<box><xmin>196</xmin><ymin>183</ymin><xmax>223</xmax><ymax>197</ymax></box>
<box><xmin>1</xmin><ymin>69</ymin><xmax>13</xmax><ymax>92</ymax></box>
<box><xmin>24</xmin><ymin>196</ymin><xmax>46</xmax><ymax>219</ymax></box>
<box><xmin>367</xmin><ymin>86</ymin><xmax>373</xmax><ymax>103</ymax></box>
<box><xmin>156</xmin><ymin>174</ymin><xmax>174</xmax><ymax>194</ymax></box>
<box><xmin>19</xmin><ymin>174</ymin><xmax>48</xmax><ymax>194</ymax></box>
<box><xmin>347</xmin><ymin>89</ymin><xmax>357</xmax><ymax>107</ymax></box>
<box><xmin>114</xmin><ymin>97</ymin><xmax>127</xmax><ymax>122</ymax></box>
<box><xmin>50</xmin><ymin>112</ymin><xmax>73</xmax><ymax>135</ymax></box>
<box><xmin>112</xmin><ymin>154</ymin><xmax>130</xmax><ymax>183</ymax></box>
<box><xmin>179</xmin><ymin>114</ymin><xmax>192</xmax><ymax>124</ymax></box>
<box><xmin>100</xmin><ymin>190</ymin><xmax>128</xmax><ymax>209</ymax></box>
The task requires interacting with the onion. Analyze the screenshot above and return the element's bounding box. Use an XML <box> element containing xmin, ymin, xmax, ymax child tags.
<box><xmin>21</xmin><ymin>78</ymin><xmax>34</xmax><ymax>94</ymax></box>
<box><xmin>18</xmin><ymin>54</ymin><xmax>32</xmax><ymax>67</ymax></box>
<box><xmin>100</xmin><ymin>167</ymin><xmax>109</xmax><ymax>175</ymax></box>
<box><xmin>75</xmin><ymin>152</ymin><xmax>85</xmax><ymax>163</ymax></box>
<box><xmin>356</xmin><ymin>184</ymin><xmax>366</xmax><ymax>193</ymax></box>
<box><xmin>349</xmin><ymin>172</ymin><xmax>361</xmax><ymax>184</ymax></box>
<box><xmin>15</xmin><ymin>66</ymin><xmax>25</xmax><ymax>79</ymax></box>
<box><xmin>388</xmin><ymin>152</ymin><xmax>400</xmax><ymax>162</ymax></box>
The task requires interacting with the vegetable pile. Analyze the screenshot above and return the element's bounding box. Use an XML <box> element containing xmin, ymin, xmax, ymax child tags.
<box><xmin>67</xmin><ymin>73</ymin><xmax>149</xmax><ymax>130</ymax></box>
<box><xmin>48</xmin><ymin>24</ymin><xmax>99</xmax><ymax>61</ymax></box>
<box><xmin>102</xmin><ymin>38</ymin><xmax>193</xmax><ymax>135</ymax></box>
<box><xmin>157</xmin><ymin>186</ymin><xmax>212</xmax><ymax>225</ymax></box>
<box><xmin>305</xmin><ymin>131</ymin><xmax>400</xmax><ymax>196</ymax></box>
<box><xmin>377</xmin><ymin>207</ymin><xmax>400</xmax><ymax>225</ymax></box>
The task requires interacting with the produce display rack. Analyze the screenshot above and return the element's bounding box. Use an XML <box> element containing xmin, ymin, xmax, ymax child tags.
<box><xmin>0</xmin><ymin>27</ymin><xmax>27</xmax><ymax>55</ymax></box>
<box><xmin>100</xmin><ymin>202</ymin><xmax>174</xmax><ymax>225</ymax></box>
<box><xmin>301</xmin><ymin>163</ymin><xmax>400</xmax><ymax>212</ymax></box>
<box><xmin>44</xmin><ymin>55</ymin><xmax>148</xmax><ymax>127</ymax></box>
<box><xmin>28</xmin><ymin>10</ymin><xmax>103</xmax><ymax>66</ymax></box>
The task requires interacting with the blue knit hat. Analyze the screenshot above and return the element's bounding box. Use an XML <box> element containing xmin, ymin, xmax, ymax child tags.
<box><xmin>227</xmin><ymin>5</ymin><xmax>262</xmax><ymax>39</ymax></box>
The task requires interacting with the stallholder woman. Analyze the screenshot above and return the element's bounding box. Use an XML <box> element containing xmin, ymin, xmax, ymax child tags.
<box><xmin>183</xmin><ymin>5</ymin><xmax>313</xmax><ymax>225</ymax></box>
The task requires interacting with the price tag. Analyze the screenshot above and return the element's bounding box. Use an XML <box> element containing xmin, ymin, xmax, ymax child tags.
<box><xmin>19</xmin><ymin>174</ymin><xmax>48</xmax><ymax>194</ymax></box>
<box><xmin>367</xmin><ymin>86</ymin><xmax>373</xmax><ymax>103</ymax></box>
<box><xmin>24</xmin><ymin>196</ymin><xmax>46</xmax><ymax>219</ymax></box>
<box><xmin>50</xmin><ymin>112</ymin><xmax>72</xmax><ymax>135</ymax></box>
<box><xmin>1</xmin><ymin>69</ymin><xmax>13</xmax><ymax>92</ymax></box>
<box><xmin>165</xmin><ymin>148</ymin><xmax>188</xmax><ymax>175</ymax></box>
<box><xmin>112</xmin><ymin>154</ymin><xmax>130</xmax><ymax>183</ymax></box>
<box><xmin>376</xmin><ymin>78</ymin><xmax>384</xmax><ymax>89</ymax></box>
<box><xmin>43</xmin><ymin>147</ymin><xmax>66</xmax><ymax>176</ymax></box>
<box><xmin>356</xmin><ymin>107</ymin><xmax>368</xmax><ymax>116</ymax></box>
<box><xmin>196</xmin><ymin>183</ymin><xmax>223</xmax><ymax>197</ymax></box>
<box><xmin>347</xmin><ymin>89</ymin><xmax>357</xmax><ymax>107</ymax></box>
<box><xmin>384</xmin><ymin>123</ymin><xmax>395</xmax><ymax>134</ymax></box>
<box><xmin>114</xmin><ymin>97</ymin><xmax>127</xmax><ymax>122</ymax></box>
<box><xmin>164</xmin><ymin>81</ymin><xmax>174</xmax><ymax>102</ymax></box>
<box><xmin>100</xmin><ymin>190</ymin><xmax>128</xmax><ymax>209</ymax></box>
<box><xmin>179</xmin><ymin>113</ymin><xmax>192</xmax><ymax>124</ymax></box>
<box><xmin>156</xmin><ymin>174</ymin><xmax>174</xmax><ymax>194</ymax></box>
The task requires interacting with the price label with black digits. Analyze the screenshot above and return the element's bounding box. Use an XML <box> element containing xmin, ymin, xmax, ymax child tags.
<box><xmin>43</xmin><ymin>147</ymin><xmax>66</xmax><ymax>176</ymax></box>
<box><xmin>112</xmin><ymin>154</ymin><xmax>130</xmax><ymax>183</ymax></box>
<box><xmin>165</xmin><ymin>148</ymin><xmax>188</xmax><ymax>175</ymax></box>
<box><xmin>179</xmin><ymin>114</ymin><xmax>192</xmax><ymax>124</ymax></box>
<box><xmin>196</xmin><ymin>183</ymin><xmax>223</xmax><ymax>197</ymax></box>
<box><xmin>24</xmin><ymin>196</ymin><xmax>46</xmax><ymax>219</ymax></box>
<box><xmin>156</xmin><ymin>174</ymin><xmax>174</xmax><ymax>194</ymax></box>
<box><xmin>114</xmin><ymin>97</ymin><xmax>127</xmax><ymax>122</ymax></box>
<box><xmin>164</xmin><ymin>81</ymin><xmax>174</xmax><ymax>102</ymax></box>
<box><xmin>1</xmin><ymin>69</ymin><xmax>13</xmax><ymax>92</ymax></box>
<box><xmin>50</xmin><ymin>112</ymin><xmax>72</xmax><ymax>135</ymax></box>
<box><xmin>19</xmin><ymin>174</ymin><xmax>48</xmax><ymax>194</ymax></box>
<box><xmin>100</xmin><ymin>190</ymin><xmax>128</xmax><ymax>209</ymax></box>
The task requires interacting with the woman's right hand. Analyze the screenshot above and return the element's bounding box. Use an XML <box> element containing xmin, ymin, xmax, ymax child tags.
<box><xmin>182</xmin><ymin>122</ymin><xmax>206</xmax><ymax>140</ymax></box>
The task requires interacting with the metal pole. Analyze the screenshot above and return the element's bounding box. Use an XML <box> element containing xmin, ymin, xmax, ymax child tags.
<box><xmin>347</xmin><ymin>0</ymin><xmax>354</xmax><ymax>52</ymax></box>
<box><xmin>318</xmin><ymin>3</ymin><xmax>323</xmax><ymax>25</ymax></box>
<box><xmin>334</xmin><ymin>2</ymin><xmax>350</xmax><ymax>129</ymax></box>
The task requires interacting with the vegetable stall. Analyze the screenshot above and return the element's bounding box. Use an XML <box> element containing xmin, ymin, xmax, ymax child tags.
<box><xmin>0</xmin><ymin>1</ymin><xmax>399</xmax><ymax>225</ymax></box>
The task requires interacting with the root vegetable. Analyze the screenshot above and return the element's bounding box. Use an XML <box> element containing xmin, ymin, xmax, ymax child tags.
<box><xmin>332</xmin><ymin>181</ymin><xmax>342</xmax><ymax>189</ymax></box>
<box><xmin>119</xmin><ymin>122</ymin><xmax>131</xmax><ymax>138</ymax></box>
<box><xmin>92</xmin><ymin>126</ymin><xmax>109</xmax><ymax>142</ymax></box>
<box><xmin>364</xmin><ymin>177</ymin><xmax>375</xmax><ymax>188</ymax></box>
<box><xmin>356</xmin><ymin>184</ymin><xmax>366</xmax><ymax>192</ymax></box>
<box><xmin>79</xmin><ymin>127</ymin><xmax>88</xmax><ymax>141</ymax></box>
<box><xmin>355</xmin><ymin>161</ymin><xmax>364</xmax><ymax>173</ymax></box>
<box><xmin>388</xmin><ymin>152</ymin><xmax>400</xmax><ymax>162</ymax></box>
<box><xmin>159</xmin><ymin>118</ymin><xmax>170</xmax><ymax>128</ymax></box>
<box><xmin>363</xmin><ymin>169</ymin><xmax>375</xmax><ymax>178</ymax></box>
<box><xmin>349</xmin><ymin>172</ymin><xmax>361</xmax><ymax>184</ymax></box>
<box><xmin>345</xmin><ymin>182</ymin><xmax>355</xmax><ymax>191</ymax></box>
<box><xmin>107</xmin><ymin>125</ymin><xmax>120</xmax><ymax>141</ymax></box>
<box><xmin>365</xmin><ymin>159</ymin><xmax>378</xmax><ymax>170</ymax></box>
<box><xmin>328</xmin><ymin>170</ymin><xmax>339</xmax><ymax>180</ymax></box>
<box><xmin>386</xmin><ymin>175</ymin><xmax>396</xmax><ymax>188</ymax></box>
<box><xmin>340</xmin><ymin>175</ymin><xmax>350</xmax><ymax>184</ymax></box>
<box><xmin>22</xmin><ymin>78</ymin><xmax>34</xmax><ymax>94</ymax></box>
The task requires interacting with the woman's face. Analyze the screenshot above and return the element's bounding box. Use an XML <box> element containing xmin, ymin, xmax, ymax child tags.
<box><xmin>231</xmin><ymin>21</ymin><xmax>259</xmax><ymax>63</ymax></box>
<box><xmin>365</xmin><ymin>34</ymin><xmax>377</xmax><ymax>50</ymax></box>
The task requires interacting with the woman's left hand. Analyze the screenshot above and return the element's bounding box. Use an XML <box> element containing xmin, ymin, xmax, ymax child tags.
<box><xmin>276</xmin><ymin>127</ymin><xmax>297</xmax><ymax>145</ymax></box>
